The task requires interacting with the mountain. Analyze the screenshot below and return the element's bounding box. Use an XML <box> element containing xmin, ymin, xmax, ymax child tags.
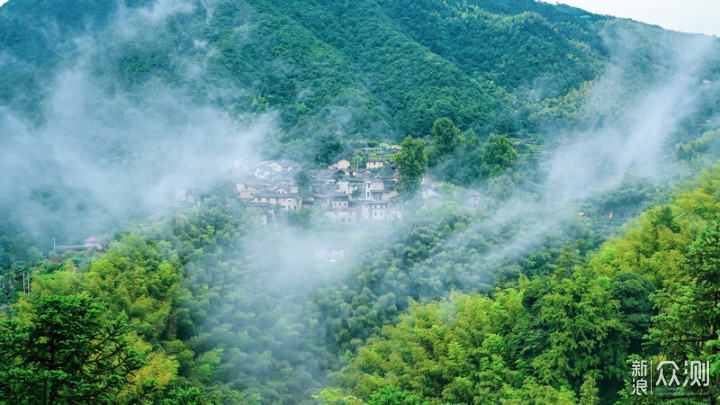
<box><xmin>1</xmin><ymin>0</ymin><xmax>716</xmax><ymax>247</ymax></box>
<box><xmin>1</xmin><ymin>0</ymin><xmax>720</xmax><ymax>404</ymax></box>
<box><xmin>2</xmin><ymin>0</ymin><xmax>713</xmax><ymax>152</ymax></box>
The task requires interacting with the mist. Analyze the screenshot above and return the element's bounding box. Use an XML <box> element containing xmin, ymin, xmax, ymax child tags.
<box><xmin>0</xmin><ymin>0</ymin><xmax>273</xmax><ymax>249</ymax></box>
<box><xmin>1</xmin><ymin>0</ymin><xmax>716</xmax><ymax>325</ymax></box>
<box><xmin>425</xmin><ymin>30</ymin><xmax>718</xmax><ymax>285</ymax></box>
<box><xmin>2</xmin><ymin>0</ymin><xmax>720</xmax><ymax>401</ymax></box>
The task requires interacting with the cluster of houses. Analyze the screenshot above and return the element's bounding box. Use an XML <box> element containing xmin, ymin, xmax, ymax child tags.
<box><xmin>168</xmin><ymin>144</ymin><xmax>467</xmax><ymax>226</ymax></box>
<box><xmin>230</xmin><ymin>154</ymin><xmax>403</xmax><ymax>225</ymax></box>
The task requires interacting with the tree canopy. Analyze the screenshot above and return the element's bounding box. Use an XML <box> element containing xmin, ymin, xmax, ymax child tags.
<box><xmin>0</xmin><ymin>295</ymin><xmax>145</xmax><ymax>404</ymax></box>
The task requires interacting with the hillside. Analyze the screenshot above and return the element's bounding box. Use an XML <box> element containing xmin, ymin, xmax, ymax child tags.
<box><xmin>2</xmin><ymin>0</ymin><xmax>718</xmax><ymax>257</ymax></box>
<box><xmin>1</xmin><ymin>0</ymin><xmax>704</xmax><ymax>146</ymax></box>
<box><xmin>1</xmin><ymin>0</ymin><xmax>720</xmax><ymax>404</ymax></box>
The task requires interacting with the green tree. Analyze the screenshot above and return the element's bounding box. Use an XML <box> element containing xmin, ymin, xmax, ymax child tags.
<box><xmin>394</xmin><ymin>136</ymin><xmax>427</xmax><ymax>198</ymax></box>
<box><xmin>429</xmin><ymin>118</ymin><xmax>460</xmax><ymax>165</ymax></box>
<box><xmin>159</xmin><ymin>386</ymin><xmax>218</xmax><ymax>405</ymax></box>
<box><xmin>609</xmin><ymin>272</ymin><xmax>656</xmax><ymax>356</ymax></box>
<box><xmin>682</xmin><ymin>220</ymin><xmax>720</xmax><ymax>341</ymax></box>
<box><xmin>483</xmin><ymin>135</ymin><xmax>517</xmax><ymax>176</ymax></box>
<box><xmin>0</xmin><ymin>295</ymin><xmax>145</xmax><ymax>404</ymax></box>
<box><xmin>533</xmin><ymin>268</ymin><xmax>628</xmax><ymax>392</ymax></box>
<box><xmin>579</xmin><ymin>374</ymin><xmax>600</xmax><ymax>405</ymax></box>
<box><xmin>650</xmin><ymin>220</ymin><xmax>720</xmax><ymax>357</ymax></box>
<box><xmin>368</xmin><ymin>386</ymin><xmax>423</xmax><ymax>405</ymax></box>
<box><xmin>643</xmin><ymin>220</ymin><xmax>720</xmax><ymax>403</ymax></box>
<box><xmin>315</xmin><ymin>135</ymin><xmax>344</xmax><ymax>166</ymax></box>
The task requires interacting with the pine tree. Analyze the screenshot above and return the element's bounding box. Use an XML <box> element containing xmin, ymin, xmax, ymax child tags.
<box><xmin>0</xmin><ymin>295</ymin><xmax>145</xmax><ymax>404</ymax></box>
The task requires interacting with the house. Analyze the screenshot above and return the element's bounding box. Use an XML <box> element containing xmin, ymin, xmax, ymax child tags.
<box><xmin>83</xmin><ymin>236</ymin><xmax>103</xmax><ymax>251</ymax></box>
<box><xmin>325</xmin><ymin>207</ymin><xmax>357</xmax><ymax>224</ymax></box>
<box><xmin>315</xmin><ymin>193</ymin><xmax>356</xmax><ymax>224</ymax></box>
<box><xmin>348</xmin><ymin>168</ymin><xmax>373</xmax><ymax>178</ymax></box>
<box><xmin>382</xmin><ymin>189</ymin><xmax>399</xmax><ymax>200</ymax></box>
<box><xmin>370</xmin><ymin>180</ymin><xmax>386</xmax><ymax>200</ymax></box>
<box><xmin>361</xmin><ymin>200</ymin><xmax>390</xmax><ymax>221</ymax></box>
<box><xmin>273</xmin><ymin>182</ymin><xmax>300</xmax><ymax>195</ymax></box>
<box><xmin>333</xmin><ymin>170</ymin><xmax>351</xmax><ymax>181</ymax></box>
<box><xmin>173</xmin><ymin>186</ymin><xmax>200</xmax><ymax>207</ymax></box>
<box><xmin>388</xmin><ymin>204</ymin><xmax>403</xmax><ymax>221</ymax></box>
<box><xmin>278</xmin><ymin>195</ymin><xmax>303</xmax><ymax>210</ymax></box>
<box><xmin>251</xmin><ymin>193</ymin><xmax>302</xmax><ymax>211</ymax></box>
<box><xmin>267</xmin><ymin>161</ymin><xmax>284</xmax><ymax>172</ymax></box>
<box><xmin>251</xmin><ymin>159</ymin><xmax>299</xmax><ymax>179</ymax></box>
<box><xmin>235</xmin><ymin>180</ymin><xmax>265</xmax><ymax>199</ymax></box>
<box><xmin>301</xmin><ymin>198</ymin><xmax>316</xmax><ymax>210</ymax></box>
<box><xmin>336</xmin><ymin>177</ymin><xmax>365</xmax><ymax>198</ymax></box>
<box><xmin>422</xmin><ymin>188</ymin><xmax>441</xmax><ymax>200</ymax></box>
<box><xmin>312</xmin><ymin>169</ymin><xmax>339</xmax><ymax>185</ymax></box>
<box><xmin>253</xmin><ymin>165</ymin><xmax>274</xmax><ymax>179</ymax></box>
<box><xmin>332</xmin><ymin>159</ymin><xmax>351</xmax><ymax>170</ymax></box>
<box><xmin>275</xmin><ymin>159</ymin><xmax>301</xmax><ymax>172</ymax></box>
<box><xmin>362</xmin><ymin>147</ymin><xmax>385</xmax><ymax>155</ymax></box>
<box><xmin>315</xmin><ymin>193</ymin><xmax>350</xmax><ymax>209</ymax></box>
<box><xmin>360</xmin><ymin>180</ymin><xmax>386</xmax><ymax>200</ymax></box>
<box><xmin>54</xmin><ymin>235</ymin><xmax>104</xmax><ymax>254</ymax></box>
<box><xmin>260</xmin><ymin>159</ymin><xmax>300</xmax><ymax>173</ymax></box>
<box><xmin>366</xmin><ymin>158</ymin><xmax>387</xmax><ymax>169</ymax></box>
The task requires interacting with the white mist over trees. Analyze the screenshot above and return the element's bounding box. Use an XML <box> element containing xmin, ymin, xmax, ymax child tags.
<box><xmin>0</xmin><ymin>0</ymin><xmax>719</xmax><ymax>403</ymax></box>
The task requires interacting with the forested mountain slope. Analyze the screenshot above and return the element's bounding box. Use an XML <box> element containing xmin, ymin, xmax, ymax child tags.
<box><xmin>1</xmin><ymin>0</ymin><xmax>703</xmax><ymax>146</ymax></box>
<box><xmin>2</xmin><ymin>0</ymin><xmax>718</xmax><ymax>263</ymax></box>
<box><xmin>333</xmin><ymin>164</ymin><xmax>720</xmax><ymax>404</ymax></box>
<box><xmin>1</xmin><ymin>0</ymin><xmax>720</xmax><ymax>404</ymax></box>
<box><xmin>5</xmin><ymin>162</ymin><xmax>720</xmax><ymax>403</ymax></box>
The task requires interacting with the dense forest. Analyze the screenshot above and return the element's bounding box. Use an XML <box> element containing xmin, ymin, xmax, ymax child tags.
<box><xmin>1</xmin><ymin>0</ymin><xmax>720</xmax><ymax>403</ymax></box>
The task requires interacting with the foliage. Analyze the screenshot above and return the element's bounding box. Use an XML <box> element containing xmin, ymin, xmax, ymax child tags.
<box><xmin>158</xmin><ymin>386</ymin><xmax>219</xmax><ymax>405</ymax></box>
<box><xmin>3</xmin><ymin>156</ymin><xmax>720</xmax><ymax>404</ymax></box>
<box><xmin>427</xmin><ymin>118</ymin><xmax>460</xmax><ymax>165</ymax></box>
<box><xmin>644</xmin><ymin>221</ymin><xmax>720</xmax><ymax>402</ymax></box>
<box><xmin>0</xmin><ymin>295</ymin><xmax>145</xmax><ymax>404</ymax></box>
<box><xmin>394</xmin><ymin>136</ymin><xmax>427</xmax><ymax>198</ymax></box>
<box><xmin>368</xmin><ymin>386</ymin><xmax>425</xmax><ymax>405</ymax></box>
<box><xmin>313</xmin><ymin>388</ymin><xmax>365</xmax><ymax>405</ymax></box>
<box><xmin>0</xmin><ymin>0</ymin><xmax>713</xmax><ymax>256</ymax></box>
<box><xmin>483</xmin><ymin>135</ymin><xmax>518</xmax><ymax>177</ymax></box>
<box><xmin>335</xmin><ymin>289</ymin><xmax>589</xmax><ymax>404</ymax></box>
<box><xmin>333</xmin><ymin>164</ymin><xmax>720</xmax><ymax>404</ymax></box>
<box><xmin>1</xmin><ymin>0</ymin><xmax>720</xmax><ymax>404</ymax></box>
<box><xmin>425</xmin><ymin>118</ymin><xmax>518</xmax><ymax>185</ymax></box>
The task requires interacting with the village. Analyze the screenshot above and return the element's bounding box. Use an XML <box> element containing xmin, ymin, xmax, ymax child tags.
<box><xmin>170</xmin><ymin>143</ymin><xmax>491</xmax><ymax>227</ymax></box>
<box><xmin>173</xmin><ymin>144</ymin><xmax>451</xmax><ymax>225</ymax></box>
<box><xmin>48</xmin><ymin>146</ymin><xmax>448</xmax><ymax>260</ymax></box>
<box><xmin>227</xmin><ymin>145</ymin><xmax>411</xmax><ymax>225</ymax></box>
